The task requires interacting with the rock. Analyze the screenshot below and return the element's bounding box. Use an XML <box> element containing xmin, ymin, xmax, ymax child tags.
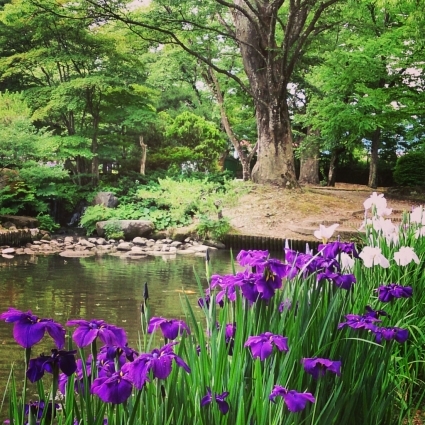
<box><xmin>176</xmin><ymin>249</ymin><xmax>196</xmax><ymax>254</ymax></box>
<box><xmin>151</xmin><ymin>230</ymin><xmax>168</xmax><ymax>240</ymax></box>
<box><xmin>130</xmin><ymin>246</ymin><xmax>145</xmax><ymax>255</ymax></box>
<box><xmin>117</xmin><ymin>242</ymin><xmax>133</xmax><ymax>251</ymax></box>
<box><xmin>92</xmin><ymin>192</ymin><xmax>119</xmax><ymax>208</ymax></box>
<box><xmin>170</xmin><ymin>241</ymin><xmax>182</xmax><ymax>248</ymax></box>
<box><xmin>0</xmin><ymin>215</ymin><xmax>39</xmax><ymax>228</ymax></box>
<box><xmin>79</xmin><ymin>239</ymin><xmax>95</xmax><ymax>248</ymax></box>
<box><xmin>132</xmin><ymin>237</ymin><xmax>147</xmax><ymax>246</ymax></box>
<box><xmin>95</xmin><ymin>244</ymin><xmax>114</xmax><ymax>251</ymax></box>
<box><xmin>169</xmin><ymin>225</ymin><xmax>197</xmax><ymax>242</ymax></box>
<box><xmin>59</xmin><ymin>250</ymin><xmax>95</xmax><ymax>257</ymax></box>
<box><xmin>2</xmin><ymin>248</ymin><xmax>15</xmax><ymax>254</ymax></box>
<box><xmin>2</xmin><ymin>222</ymin><xmax>17</xmax><ymax>230</ymax></box>
<box><xmin>96</xmin><ymin>220</ymin><xmax>153</xmax><ymax>239</ymax></box>
<box><xmin>202</xmin><ymin>240</ymin><xmax>226</xmax><ymax>249</ymax></box>
<box><xmin>190</xmin><ymin>245</ymin><xmax>210</xmax><ymax>252</ymax></box>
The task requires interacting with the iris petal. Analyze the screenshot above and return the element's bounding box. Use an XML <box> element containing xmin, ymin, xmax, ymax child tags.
<box><xmin>14</xmin><ymin>321</ymin><xmax>46</xmax><ymax>348</ymax></box>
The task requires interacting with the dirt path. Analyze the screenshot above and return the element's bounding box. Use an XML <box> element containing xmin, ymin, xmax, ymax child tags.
<box><xmin>223</xmin><ymin>183</ymin><xmax>417</xmax><ymax>241</ymax></box>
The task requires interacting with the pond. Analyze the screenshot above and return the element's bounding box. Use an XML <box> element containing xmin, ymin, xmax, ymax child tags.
<box><xmin>0</xmin><ymin>250</ymin><xmax>240</xmax><ymax>419</ymax></box>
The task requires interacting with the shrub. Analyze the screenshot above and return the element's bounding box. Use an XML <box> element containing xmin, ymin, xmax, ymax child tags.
<box><xmin>79</xmin><ymin>205</ymin><xmax>114</xmax><ymax>236</ymax></box>
<box><xmin>393</xmin><ymin>151</ymin><xmax>425</xmax><ymax>186</ymax></box>
<box><xmin>196</xmin><ymin>215</ymin><xmax>231</xmax><ymax>241</ymax></box>
<box><xmin>36</xmin><ymin>213</ymin><xmax>60</xmax><ymax>233</ymax></box>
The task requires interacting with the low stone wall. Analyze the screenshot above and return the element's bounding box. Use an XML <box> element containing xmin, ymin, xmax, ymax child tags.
<box><xmin>0</xmin><ymin>229</ymin><xmax>32</xmax><ymax>247</ymax></box>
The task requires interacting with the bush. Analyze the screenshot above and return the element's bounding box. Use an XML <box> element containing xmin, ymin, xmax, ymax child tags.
<box><xmin>196</xmin><ymin>215</ymin><xmax>231</xmax><ymax>241</ymax></box>
<box><xmin>393</xmin><ymin>151</ymin><xmax>425</xmax><ymax>187</ymax></box>
<box><xmin>36</xmin><ymin>213</ymin><xmax>60</xmax><ymax>232</ymax></box>
<box><xmin>79</xmin><ymin>205</ymin><xmax>114</xmax><ymax>235</ymax></box>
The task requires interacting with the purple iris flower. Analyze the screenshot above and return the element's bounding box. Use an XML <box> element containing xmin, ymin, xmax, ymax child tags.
<box><xmin>26</xmin><ymin>349</ymin><xmax>77</xmax><ymax>383</ymax></box>
<box><xmin>284</xmin><ymin>249</ymin><xmax>341</xmax><ymax>280</ymax></box>
<box><xmin>373</xmin><ymin>327</ymin><xmax>409</xmax><ymax>344</ymax></box>
<box><xmin>25</xmin><ymin>401</ymin><xmax>58</xmax><ymax>422</ymax></box>
<box><xmin>0</xmin><ymin>308</ymin><xmax>65</xmax><ymax>349</ymax></box>
<box><xmin>236</xmin><ymin>250</ymin><xmax>269</xmax><ymax>267</ymax></box>
<box><xmin>147</xmin><ymin>317</ymin><xmax>190</xmax><ymax>340</ymax></box>
<box><xmin>244</xmin><ymin>332</ymin><xmax>289</xmax><ymax>361</ymax></box>
<box><xmin>128</xmin><ymin>342</ymin><xmax>190</xmax><ymax>389</ymax></box>
<box><xmin>255</xmin><ymin>272</ymin><xmax>283</xmax><ymax>300</ymax></box>
<box><xmin>200</xmin><ymin>387</ymin><xmax>230</xmax><ymax>415</ymax></box>
<box><xmin>66</xmin><ymin>319</ymin><xmax>127</xmax><ymax>348</ymax></box>
<box><xmin>364</xmin><ymin>305</ymin><xmax>389</xmax><ymax>319</ymax></box>
<box><xmin>234</xmin><ymin>271</ymin><xmax>260</xmax><ymax>303</ymax></box>
<box><xmin>225</xmin><ymin>323</ymin><xmax>236</xmax><ymax>355</ymax></box>
<box><xmin>208</xmin><ymin>274</ymin><xmax>239</xmax><ymax>303</ymax></box>
<box><xmin>91</xmin><ymin>362</ymin><xmax>133</xmax><ymax>404</ymax></box>
<box><xmin>317</xmin><ymin>271</ymin><xmax>356</xmax><ymax>290</ymax></box>
<box><xmin>279</xmin><ymin>299</ymin><xmax>292</xmax><ymax>312</ymax></box>
<box><xmin>269</xmin><ymin>385</ymin><xmax>315</xmax><ymax>412</ymax></box>
<box><xmin>338</xmin><ymin>313</ymin><xmax>381</xmax><ymax>331</ymax></box>
<box><xmin>377</xmin><ymin>284</ymin><xmax>413</xmax><ymax>302</ymax></box>
<box><xmin>99</xmin><ymin>344</ymin><xmax>138</xmax><ymax>363</ymax></box>
<box><xmin>59</xmin><ymin>358</ymin><xmax>91</xmax><ymax>395</ymax></box>
<box><xmin>318</xmin><ymin>241</ymin><xmax>359</xmax><ymax>260</ymax></box>
<box><xmin>198</xmin><ymin>294</ymin><xmax>224</xmax><ymax>309</ymax></box>
<box><xmin>301</xmin><ymin>357</ymin><xmax>342</xmax><ymax>379</ymax></box>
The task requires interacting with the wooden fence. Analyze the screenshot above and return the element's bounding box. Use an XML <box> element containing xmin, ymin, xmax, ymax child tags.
<box><xmin>0</xmin><ymin>230</ymin><xmax>32</xmax><ymax>247</ymax></box>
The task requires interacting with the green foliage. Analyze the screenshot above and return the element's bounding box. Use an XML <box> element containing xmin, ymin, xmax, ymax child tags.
<box><xmin>161</xmin><ymin>111</ymin><xmax>228</xmax><ymax>172</ymax></box>
<box><xmin>36</xmin><ymin>213</ymin><xmax>60</xmax><ymax>232</ymax></box>
<box><xmin>103</xmin><ymin>220</ymin><xmax>125</xmax><ymax>240</ymax></box>
<box><xmin>393</xmin><ymin>151</ymin><xmax>425</xmax><ymax>187</ymax></box>
<box><xmin>196</xmin><ymin>215</ymin><xmax>231</xmax><ymax>241</ymax></box>
<box><xmin>79</xmin><ymin>173</ymin><xmax>246</xmax><ymax>234</ymax></box>
<box><xmin>79</xmin><ymin>205</ymin><xmax>114</xmax><ymax>236</ymax></box>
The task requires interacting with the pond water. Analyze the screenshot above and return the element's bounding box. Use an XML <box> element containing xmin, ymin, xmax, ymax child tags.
<box><xmin>0</xmin><ymin>250</ymin><xmax>239</xmax><ymax>418</ymax></box>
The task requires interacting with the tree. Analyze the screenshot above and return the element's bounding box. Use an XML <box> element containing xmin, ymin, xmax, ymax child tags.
<box><xmin>0</xmin><ymin>0</ymin><xmax>156</xmax><ymax>185</ymax></box>
<box><xmin>40</xmin><ymin>0</ymin><xmax>342</xmax><ymax>187</ymax></box>
<box><xmin>300</xmin><ymin>0</ymin><xmax>424</xmax><ymax>188</ymax></box>
<box><xmin>152</xmin><ymin>110</ymin><xmax>227</xmax><ymax>172</ymax></box>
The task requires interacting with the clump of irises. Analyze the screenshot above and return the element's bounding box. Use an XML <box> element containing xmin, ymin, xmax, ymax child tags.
<box><xmin>1</xmin><ymin>193</ymin><xmax>424</xmax><ymax>425</ymax></box>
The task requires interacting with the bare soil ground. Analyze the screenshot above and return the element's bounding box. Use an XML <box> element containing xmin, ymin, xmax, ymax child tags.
<box><xmin>223</xmin><ymin>182</ymin><xmax>419</xmax><ymax>240</ymax></box>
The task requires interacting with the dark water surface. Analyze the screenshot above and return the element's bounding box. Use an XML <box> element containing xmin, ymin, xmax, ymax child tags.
<box><xmin>0</xmin><ymin>250</ymin><xmax>236</xmax><ymax>417</ymax></box>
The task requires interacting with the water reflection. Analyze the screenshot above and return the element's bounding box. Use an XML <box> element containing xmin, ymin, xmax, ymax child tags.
<box><xmin>0</xmin><ymin>250</ymin><xmax>235</xmax><ymax>418</ymax></box>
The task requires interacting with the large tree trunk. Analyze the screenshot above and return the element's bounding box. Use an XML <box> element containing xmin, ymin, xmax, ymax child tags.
<box><xmin>231</xmin><ymin>2</ymin><xmax>303</xmax><ymax>187</ymax></box>
<box><xmin>368</xmin><ymin>128</ymin><xmax>380</xmax><ymax>189</ymax></box>
<box><xmin>298</xmin><ymin>129</ymin><xmax>320</xmax><ymax>185</ymax></box>
<box><xmin>251</xmin><ymin>105</ymin><xmax>297</xmax><ymax>187</ymax></box>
